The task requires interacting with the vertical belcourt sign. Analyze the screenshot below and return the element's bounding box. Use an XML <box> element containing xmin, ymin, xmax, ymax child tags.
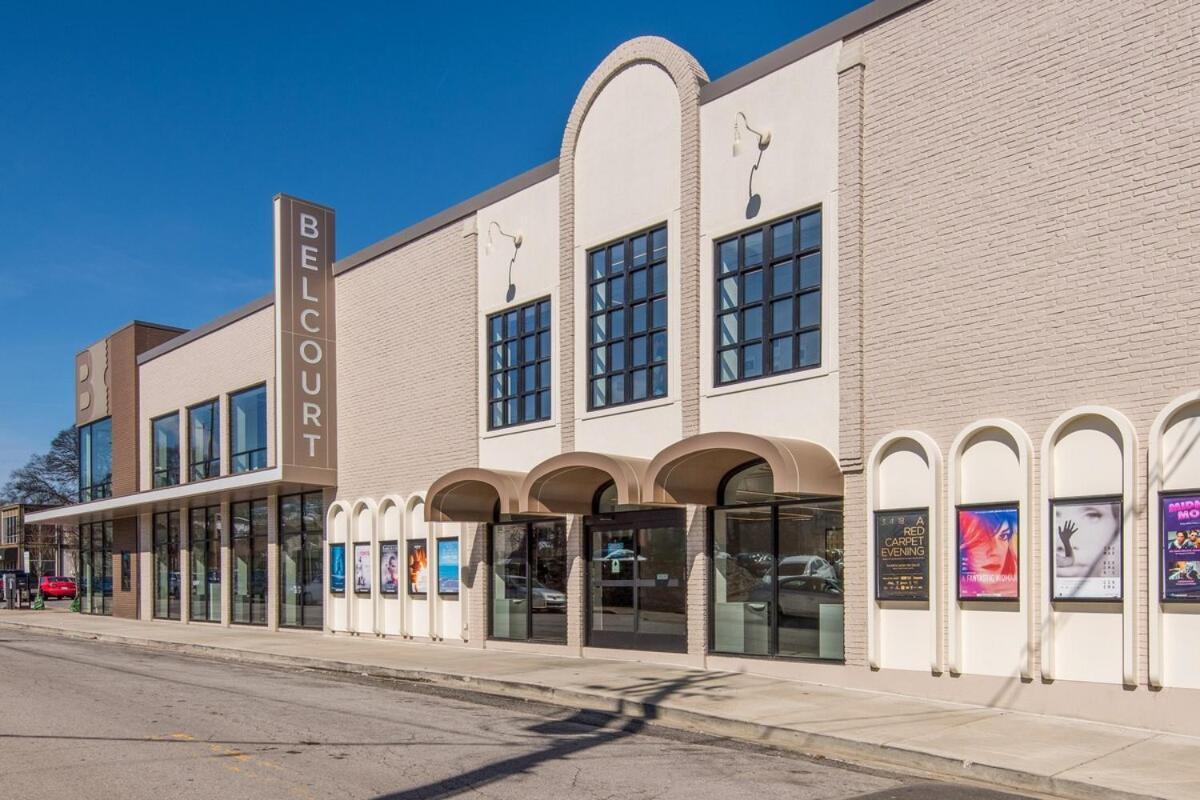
<box><xmin>274</xmin><ymin>194</ymin><xmax>337</xmax><ymax>483</ymax></box>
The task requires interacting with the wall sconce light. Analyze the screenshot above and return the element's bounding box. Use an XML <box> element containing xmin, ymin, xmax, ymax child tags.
<box><xmin>732</xmin><ymin>111</ymin><xmax>771</xmax><ymax>157</ymax></box>
<box><xmin>485</xmin><ymin>221</ymin><xmax>524</xmax><ymax>302</ymax></box>
<box><xmin>484</xmin><ymin>221</ymin><xmax>523</xmax><ymax>256</ymax></box>
<box><xmin>733</xmin><ymin>112</ymin><xmax>772</xmax><ymax>219</ymax></box>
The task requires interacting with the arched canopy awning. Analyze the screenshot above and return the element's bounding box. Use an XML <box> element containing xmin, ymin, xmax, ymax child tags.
<box><xmin>644</xmin><ymin>432</ymin><xmax>842</xmax><ymax>505</ymax></box>
<box><xmin>425</xmin><ymin>467</ymin><xmax>524</xmax><ymax>523</ymax></box>
<box><xmin>521</xmin><ymin>451</ymin><xmax>649</xmax><ymax>515</ymax></box>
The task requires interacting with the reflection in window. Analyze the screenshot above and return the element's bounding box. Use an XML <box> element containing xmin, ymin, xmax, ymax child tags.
<box><xmin>231</xmin><ymin>499</ymin><xmax>268</xmax><ymax>625</ymax></box>
<box><xmin>281</xmin><ymin>491</ymin><xmax>324</xmax><ymax>629</ymax></box>
<box><xmin>189</xmin><ymin>506</ymin><xmax>221</xmax><ymax>622</ymax></box>
<box><xmin>78</xmin><ymin>418</ymin><xmax>112</xmax><ymax>502</ymax></box>
<box><xmin>151</xmin><ymin>413</ymin><xmax>180</xmax><ymax>488</ymax></box>
<box><xmin>587</xmin><ymin>225</ymin><xmax>668</xmax><ymax>410</ymax></box>
<box><xmin>230</xmin><ymin>385</ymin><xmax>267</xmax><ymax>473</ymax></box>
<box><xmin>487</xmin><ymin>298</ymin><xmax>552</xmax><ymax>429</ymax></box>
<box><xmin>189</xmin><ymin>400</ymin><xmax>220</xmax><ymax>480</ymax></box>
<box><xmin>715</xmin><ymin>208</ymin><xmax>821</xmax><ymax>386</ymax></box>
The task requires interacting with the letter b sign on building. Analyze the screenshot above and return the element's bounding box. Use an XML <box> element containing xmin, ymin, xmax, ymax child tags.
<box><xmin>274</xmin><ymin>194</ymin><xmax>337</xmax><ymax>481</ymax></box>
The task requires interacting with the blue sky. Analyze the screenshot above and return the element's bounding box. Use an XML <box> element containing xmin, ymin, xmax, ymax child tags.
<box><xmin>0</xmin><ymin>1</ymin><xmax>868</xmax><ymax>482</ymax></box>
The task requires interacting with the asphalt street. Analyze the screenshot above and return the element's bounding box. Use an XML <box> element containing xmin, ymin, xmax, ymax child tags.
<box><xmin>0</xmin><ymin>629</ymin><xmax>1036</xmax><ymax>800</ymax></box>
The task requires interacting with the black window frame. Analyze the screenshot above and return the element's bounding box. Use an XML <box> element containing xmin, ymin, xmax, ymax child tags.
<box><xmin>152</xmin><ymin>510</ymin><xmax>181</xmax><ymax>620</ymax></box>
<box><xmin>228</xmin><ymin>383</ymin><xmax>268</xmax><ymax>474</ymax></box>
<box><xmin>279</xmin><ymin>491</ymin><xmax>324</xmax><ymax>630</ymax></box>
<box><xmin>714</xmin><ymin>207</ymin><xmax>822</xmax><ymax>387</ymax></box>
<box><xmin>77</xmin><ymin>417</ymin><xmax>113</xmax><ymax>502</ymax></box>
<box><xmin>189</xmin><ymin>505</ymin><xmax>221</xmax><ymax>623</ymax></box>
<box><xmin>486</xmin><ymin>297</ymin><xmax>553</xmax><ymax>430</ymax></box>
<box><xmin>586</xmin><ymin>223</ymin><xmax>669</xmax><ymax>411</ymax></box>
<box><xmin>231</xmin><ymin>497</ymin><xmax>269</xmax><ymax>625</ymax></box>
<box><xmin>151</xmin><ymin>411</ymin><xmax>181</xmax><ymax>489</ymax></box>
<box><xmin>187</xmin><ymin>398</ymin><xmax>220</xmax><ymax>481</ymax></box>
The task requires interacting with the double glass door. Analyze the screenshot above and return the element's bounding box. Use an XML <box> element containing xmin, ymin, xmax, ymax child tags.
<box><xmin>491</xmin><ymin>519</ymin><xmax>568</xmax><ymax>643</ymax></box>
<box><xmin>587</xmin><ymin>509</ymin><xmax>687</xmax><ymax>652</ymax></box>
<box><xmin>280</xmin><ymin>492</ymin><xmax>324</xmax><ymax>630</ymax></box>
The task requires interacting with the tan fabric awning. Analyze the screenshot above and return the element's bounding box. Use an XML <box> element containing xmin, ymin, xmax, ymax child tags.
<box><xmin>521</xmin><ymin>451</ymin><xmax>649</xmax><ymax>515</ymax></box>
<box><xmin>425</xmin><ymin>467</ymin><xmax>524</xmax><ymax>523</ymax></box>
<box><xmin>644</xmin><ymin>432</ymin><xmax>842</xmax><ymax>505</ymax></box>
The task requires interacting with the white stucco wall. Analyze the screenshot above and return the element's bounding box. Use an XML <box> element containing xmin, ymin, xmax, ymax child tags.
<box><xmin>697</xmin><ymin>44</ymin><xmax>840</xmax><ymax>450</ymax></box>
<box><xmin>477</xmin><ymin>175</ymin><xmax>563</xmax><ymax>473</ymax></box>
<box><xmin>573</xmin><ymin>62</ymin><xmax>684</xmax><ymax>458</ymax></box>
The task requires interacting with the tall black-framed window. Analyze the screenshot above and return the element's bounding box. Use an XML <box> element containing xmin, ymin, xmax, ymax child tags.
<box><xmin>79</xmin><ymin>520</ymin><xmax>112</xmax><ymax>615</ymax></box>
<box><xmin>280</xmin><ymin>491</ymin><xmax>324</xmax><ymax>630</ymax></box>
<box><xmin>587</xmin><ymin>224</ymin><xmax>668</xmax><ymax>410</ymax></box>
<box><xmin>709</xmin><ymin>461</ymin><xmax>844</xmax><ymax>661</ymax></box>
<box><xmin>188</xmin><ymin>399</ymin><xmax>220</xmax><ymax>480</ymax></box>
<box><xmin>714</xmin><ymin>208</ymin><xmax>822</xmax><ymax>386</ymax></box>
<box><xmin>487</xmin><ymin>298</ymin><xmax>552</xmax><ymax>429</ymax></box>
<box><xmin>231</xmin><ymin>498</ymin><xmax>268</xmax><ymax>625</ymax></box>
<box><xmin>229</xmin><ymin>384</ymin><xmax>268</xmax><ymax>474</ymax></box>
<box><xmin>78</xmin><ymin>417</ymin><xmax>112</xmax><ymax>502</ymax></box>
<box><xmin>153</xmin><ymin>511</ymin><xmax>181</xmax><ymax>620</ymax></box>
<box><xmin>189</xmin><ymin>505</ymin><xmax>221</xmax><ymax>622</ymax></box>
<box><xmin>151</xmin><ymin>412</ymin><xmax>181</xmax><ymax>488</ymax></box>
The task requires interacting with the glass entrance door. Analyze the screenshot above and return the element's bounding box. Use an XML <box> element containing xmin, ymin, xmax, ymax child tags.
<box><xmin>587</xmin><ymin>509</ymin><xmax>687</xmax><ymax>652</ymax></box>
<box><xmin>491</xmin><ymin>519</ymin><xmax>567</xmax><ymax>644</ymax></box>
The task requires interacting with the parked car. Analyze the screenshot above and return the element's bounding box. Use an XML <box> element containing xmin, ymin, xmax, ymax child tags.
<box><xmin>748</xmin><ymin>575</ymin><xmax>843</xmax><ymax>624</ymax></box>
<box><xmin>777</xmin><ymin>554</ymin><xmax>838</xmax><ymax>580</ymax></box>
<box><xmin>503</xmin><ymin>575</ymin><xmax>566</xmax><ymax>611</ymax></box>
<box><xmin>40</xmin><ymin>575</ymin><xmax>77</xmax><ymax>599</ymax></box>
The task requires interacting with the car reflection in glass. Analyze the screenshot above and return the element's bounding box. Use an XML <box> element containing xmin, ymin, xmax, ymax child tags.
<box><xmin>504</xmin><ymin>575</ymin><xmax>566</xmax><ymax>610</ymax></box>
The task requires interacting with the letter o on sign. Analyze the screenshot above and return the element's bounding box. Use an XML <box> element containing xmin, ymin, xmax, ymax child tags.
<box><xmin>299</xmin><ymin>339</ymin><xmax>323</xmax><ymax>365</ymax></box>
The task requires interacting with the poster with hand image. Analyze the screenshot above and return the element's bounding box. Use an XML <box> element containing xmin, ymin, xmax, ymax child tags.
<box><xmin>329</xmin><ymin>544</ymin><xmax>345</xmax><ymax>593</ymax></box>
<box><xmin>379</xmin><ymin>541</ymin><xmax>399</xmax><ymax>594</ymax></box>
<box><xmin>354</xmin><ymin>543</ymin><xmax>371</xmax><ymax>594</ymax></box>
<box><xmin>1051</xmin><ymin>497</ymin><xmax>1122</xmax><ymax>601</ymax></box>
<box><xmin>957</xmin><ymin>504</ymin><xmax>1019</xmax><ymax>600</ymax></box>
<box><xmin>1162</xmin><ymin>493</ymin><xmax>1200</xmax><ymax>601</ymax></box>
<box><xmin>407</xmin><ymin>540</ymin><xmax>428</xmax><ymax>596</ymax></box>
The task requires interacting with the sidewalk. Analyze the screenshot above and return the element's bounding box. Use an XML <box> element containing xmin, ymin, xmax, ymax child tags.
<box><xmin>1</xmin><ymin>609</ymin><xmax>1194</xmax><ymax>800</ymax></box>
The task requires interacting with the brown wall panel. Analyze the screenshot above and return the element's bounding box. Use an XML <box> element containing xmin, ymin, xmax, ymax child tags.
<box><xmin>110</xmin><ymin>517</ymin><xmax>139</xmax><ymax>619</ymax></box>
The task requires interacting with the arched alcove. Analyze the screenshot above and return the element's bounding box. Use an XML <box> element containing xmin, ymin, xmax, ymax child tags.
<box><xmin>948</xmin><ymin>420</ymin><xmax>1034</xmax><ymax>680</ymax></box>
<box><xmin>867</xmin><ymin>431</ymin><xmax>942</xmax><ymax>673</ymax></box>
<box><xmin>349</xmin><ymin>498</ymin><xmax>379</xmax><ymax>636</ymax></box>
<box><xmin>376</xmin><ymin>494</ymin><xmax>406</xmax><ymax>638</ymax></box>
<box><xmin>326</xmin><ymin>501</ymin><xmax>351</xmax><ymax>634</ymax></box>
<box><xmin>1039</xmin><ymin>407</ymin><xmax>1136</xmax><ymax>686</ymax></box>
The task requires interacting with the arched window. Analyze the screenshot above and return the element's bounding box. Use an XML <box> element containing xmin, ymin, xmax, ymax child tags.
<box><xmin>593</xmin><ymin>481</ymin><xmax>619</xmax><ymax>514</ymax></box>
<box><xmin>718</xmin><ymin>460</ymin><xmax>774</xmax><ymax>505</ymax></box>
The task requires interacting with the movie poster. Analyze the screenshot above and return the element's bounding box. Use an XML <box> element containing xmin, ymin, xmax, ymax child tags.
<box><xmin>354</xmin><ymin>543</ymin><xmax>371</xmax><ymax>594</ymax></box>
<box><xmin>407</xmin><ymin>540</ymin><xmax>428</xmax><ymax>596</ymax></box>
<box><xmin>437</xmin><ymin>538</ymin><xmax>460</xmax><ymax>595</ymax></box>
<box><xmin>1162</xmin><ymin>493</ymin><xmax>1200</xmax><ymax>600</ymax></box>
<box><xmin>875</xmin><ymin>510</ymin><xmax>929</xmax><ymax>601</ymax></box>
<box><xmin>379</xmin><ymin>541</ymin><xmax>399</xmax><ymax>594</ymax></box>
<box><xmin>329</xmin><ymin>543</ymin><xmax>345</xmax><ymax>593</ymax></box>
<box><xmin>957</xmin><ymin>505</ymin><xmax>1019</xmax><ymax>600</ymax></box>
<box><xmin>1051</xmin><ymin>498</ymin><xmax>1122</xmax><ymax>600</ymax></box>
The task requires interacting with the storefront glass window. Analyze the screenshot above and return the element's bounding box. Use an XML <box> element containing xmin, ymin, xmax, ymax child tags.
<box><xmin>188</xmin><ymin>400</ymin><xmax>220</xmax><ymax>480</ymax></box>
<box><xmin>280</xmin><ymin>491</ymin><xmax>324</xmax><ymax>629</ymax></box>
<box><xmin>189</xmin><ymin>506</ymin><xmax>221</xmax><ymax>622</ymax></box>
<box><xmin>490</xmin><ymin>520</ymin><xmax>567</xmax><ymax>643</ymax></box>
<box><xmin>79</xmin><ymin>521</ymin><xmax>113</xmax><ymax>615</ymax></box>
<box><xmin>231</xmin><ymin>499</ymin><xmax>268</xmax><ymax>625</ymax></box>
<box><xmin>153</xmin><ymin>511</ymin><xmax>181</xmax><ymax>619</ymax></box>
<box><xmin>78</xmin><ymin>418</ymin><xmax>112</xmax><ymax>501</ymax></box>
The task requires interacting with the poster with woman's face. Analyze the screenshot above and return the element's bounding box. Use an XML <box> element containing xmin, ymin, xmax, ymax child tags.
<box><xmin>957</xmin><ymin>505</ymin><xmax>1019</xmax><ymax>599</ymax></box>
<box><xmin>354</xmin><ymin>543</ymin><xmax>371</xmax><ymax>593</ymax></box>
<box><xmin>329</xmin><ymin>544</ymin><xmax>345</xmax><ymax>593</ymax></box>
<box><xmin>380</xmin><ymin>541</ymin><xmax>399</xmax><ymax>594</ymax></box>
<box><xmin>407</xmin><ymin>540</ymin><xmax>429</xmax><ymax>596</ymax></box>
<box><xmin>1052</xmin><ymin>499</ymin><xmax>1122</xmax><ymax>600</ymax></box>
<box><xmin>1163</xmin><ymin>494</ymin><xmax>1200</xmax><ymax>600</ymax></box>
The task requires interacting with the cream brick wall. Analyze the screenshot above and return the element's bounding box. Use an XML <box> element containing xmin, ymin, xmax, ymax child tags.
<box><xmin>334</xmin><ymin>221</ymin><xmax>478</xmax><ymax>501</ymax></box>
<box><xmin>841</xmin><ymin>0</ymin><xmax>1200</xmax><ymax>672</ymax></box>
<box><xmin>138</xmin><ymin>307</ymin><xmax>275</xmax><ymax>490</ymax></box>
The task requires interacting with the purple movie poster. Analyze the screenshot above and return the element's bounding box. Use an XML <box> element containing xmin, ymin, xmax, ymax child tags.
<box><xmin>1162</xmin><ymin>494</ymin><xmax>1200</xmax><ymax>600</ymax></box>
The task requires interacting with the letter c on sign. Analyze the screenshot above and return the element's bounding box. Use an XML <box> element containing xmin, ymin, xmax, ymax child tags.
<box><xmin>299</xmin><ymin>339</ymin><xmax>322</xmax><ymax>365</ymax></box>
<box><xmin>300</xmin><ymin>308</ymin><xmax>320</xmax><ymax>334</ymax></box>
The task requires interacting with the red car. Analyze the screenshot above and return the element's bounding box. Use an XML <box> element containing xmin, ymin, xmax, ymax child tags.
<box><xmin>40</xmin><ymin>576</ymin><xmax>77</xmax><ymax>599</ymax></box>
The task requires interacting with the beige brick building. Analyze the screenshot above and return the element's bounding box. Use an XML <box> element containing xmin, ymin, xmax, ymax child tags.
<box><xmin>31</xmin><ymin>0</ymin><xmax>1200</xmax><ymax>731</ymax></box>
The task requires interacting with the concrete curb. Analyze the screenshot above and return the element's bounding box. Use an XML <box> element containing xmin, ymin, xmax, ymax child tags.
<box><xmin>0</xmin><ymin>618</ymin><xmax>1158</xmax><ymax>800</ymax></box>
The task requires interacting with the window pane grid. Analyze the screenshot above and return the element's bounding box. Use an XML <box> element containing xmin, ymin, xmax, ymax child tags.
<box><xmin>188</xmin><ymin>400</ymin><xmax>220</xmax><ymax>480</ymax></box>
<box><xmin>588</xmin><ymin>225</ymin><xmax>668</xmax><ymax>410</ymax></box>
<box><xmin>487</xmin><ymin>298</ymin><xmax>552</xmax><ymax>430</ymax></box>
<box><xmin>715</xmin><ymin>210</ymin><xmax>821</xmax><ymax>386</ymax></box>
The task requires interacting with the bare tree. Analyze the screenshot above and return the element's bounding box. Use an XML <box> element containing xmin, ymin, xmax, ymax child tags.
<box><xmin>2</xmin><ymin>427</ymin><xmax>78</xmax><ymax>506</ymax></box>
